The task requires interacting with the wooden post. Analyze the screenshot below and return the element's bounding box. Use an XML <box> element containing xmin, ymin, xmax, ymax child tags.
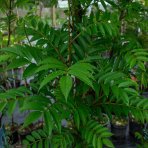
<box><xmin>51</xmin><ymin>6</ymin><xmax>56</xmax><ymax>27</ymax></box>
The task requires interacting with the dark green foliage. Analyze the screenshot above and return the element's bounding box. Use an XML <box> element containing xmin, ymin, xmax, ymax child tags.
<box><xmin>0</xmin><ymin>0</ymin><xmax>148</xmax><ymax>147</ymax></box>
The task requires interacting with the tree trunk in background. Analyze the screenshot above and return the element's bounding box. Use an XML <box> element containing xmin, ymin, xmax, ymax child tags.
<box><xmin>51</xmin><ymin>6</ymin><xmax>56</xmax><ymax>27</ymax></box>
<box><xmin>7</xmin><ymin>0</ymin><xmax>12</xmax><ymax>46</ymax></box>
<box><xmin>39</xmin><ymin>2</ymin><xmax>43</xmax><ymax>18</ymax></box>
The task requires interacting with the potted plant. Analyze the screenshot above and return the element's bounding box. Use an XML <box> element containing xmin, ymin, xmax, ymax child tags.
<box><xmin>111</xmin><ymin>116</ymin><xmax>128</xmax><ymax>140</ymax></box>
<box><xmin>0</xmin><ymin>0</ymin><xmax>148</xmax><ymax>147</ymax></box>
<box><xmin>129</xmin><ymin>116</ymin><xmax>144</xmax><ymax>138</ymax></box>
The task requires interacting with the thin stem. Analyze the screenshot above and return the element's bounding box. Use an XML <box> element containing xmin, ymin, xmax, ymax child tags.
<box><xmin>70</xmin><ymin>32</ymin><xmax>81</xmax><ymax>45</ymax></box>
<box><xmin>24</xmin><ymin>21</ymin><xmax>32</xmax><ymax>46</ymax></box>
<box><xmin>7</xmin><ymin>0</ymin><xmax>12</xmax><ymax>46</ymax></box>
<box><xmin>67</xmin><ymin>0</ymin><xmax>72</xmax><ymax>65</ymax></box>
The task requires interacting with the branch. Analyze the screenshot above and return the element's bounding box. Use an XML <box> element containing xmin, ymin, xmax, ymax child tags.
<box><xmin>7</xmin><ymin>0</ymin><xmax>12</xmax><ymax>47</ymax></box>
<box><xmin>24</xmin><ymin>21</ymin><xmax>32</xmax><ymax>46</ymax></box>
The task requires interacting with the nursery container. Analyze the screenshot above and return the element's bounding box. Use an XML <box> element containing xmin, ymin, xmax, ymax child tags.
<box><xmin>129</xmin><ymin>119</ymin><xmax>144</xmax><ymax>138</ymax></box>
<box><xmin>111</xmin><ymin>117</ymin><xmax>128</xmax><ymax>140</ymax></box>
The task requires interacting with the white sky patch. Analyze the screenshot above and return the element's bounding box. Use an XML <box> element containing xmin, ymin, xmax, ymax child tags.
<box><xmin>58</xmin><ymin>0</ymin><xmax>68</xmax><ymax>8</ymax></box>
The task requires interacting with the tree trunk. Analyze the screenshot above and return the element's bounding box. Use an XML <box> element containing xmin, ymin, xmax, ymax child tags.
<box><xmin>51</xmin><ymin>6</ymin><xmax>56</xmax><ymax>27</ymax></box>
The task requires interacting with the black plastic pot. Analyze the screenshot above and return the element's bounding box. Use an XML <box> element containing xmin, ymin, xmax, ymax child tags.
<box><xmin>129</xmin><ymin>120</ymin><xmax>144</xmax><ymax>138</ymax></box>
<box><xmin>111</xmin><ymin>117</ymin><xmax>128</xmax><ymax>140</ymax></box>
<box><xmin>142</xmin><ymin>92</ymin><xmax>148</xmax><ymax>98</ymax></box>
<box><xmin>111</xmin><ymin>124</ymin><xmax>128</xmax><ymax>140</ymax></box>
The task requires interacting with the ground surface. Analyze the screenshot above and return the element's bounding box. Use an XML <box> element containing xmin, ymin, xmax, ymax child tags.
<box><xmin>113</xmin><ymin>136</ymin><xmax>137</xmax><ymax>148</ymax></box>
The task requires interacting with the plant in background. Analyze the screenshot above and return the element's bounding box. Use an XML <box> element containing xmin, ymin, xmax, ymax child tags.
<box><xmin>135</xmin><ymin>129</ymin><xmax>148</xmax><ymax>148</ymax></box>
<box><xmin>0</xmin><ymin>1</ymin><xmax>36</xmax><ymax>137</ymax></box>
<box><xmin>0</xmin><ymin>0</ymin><xmax>148</xmax><ymax>147</ymax></box>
